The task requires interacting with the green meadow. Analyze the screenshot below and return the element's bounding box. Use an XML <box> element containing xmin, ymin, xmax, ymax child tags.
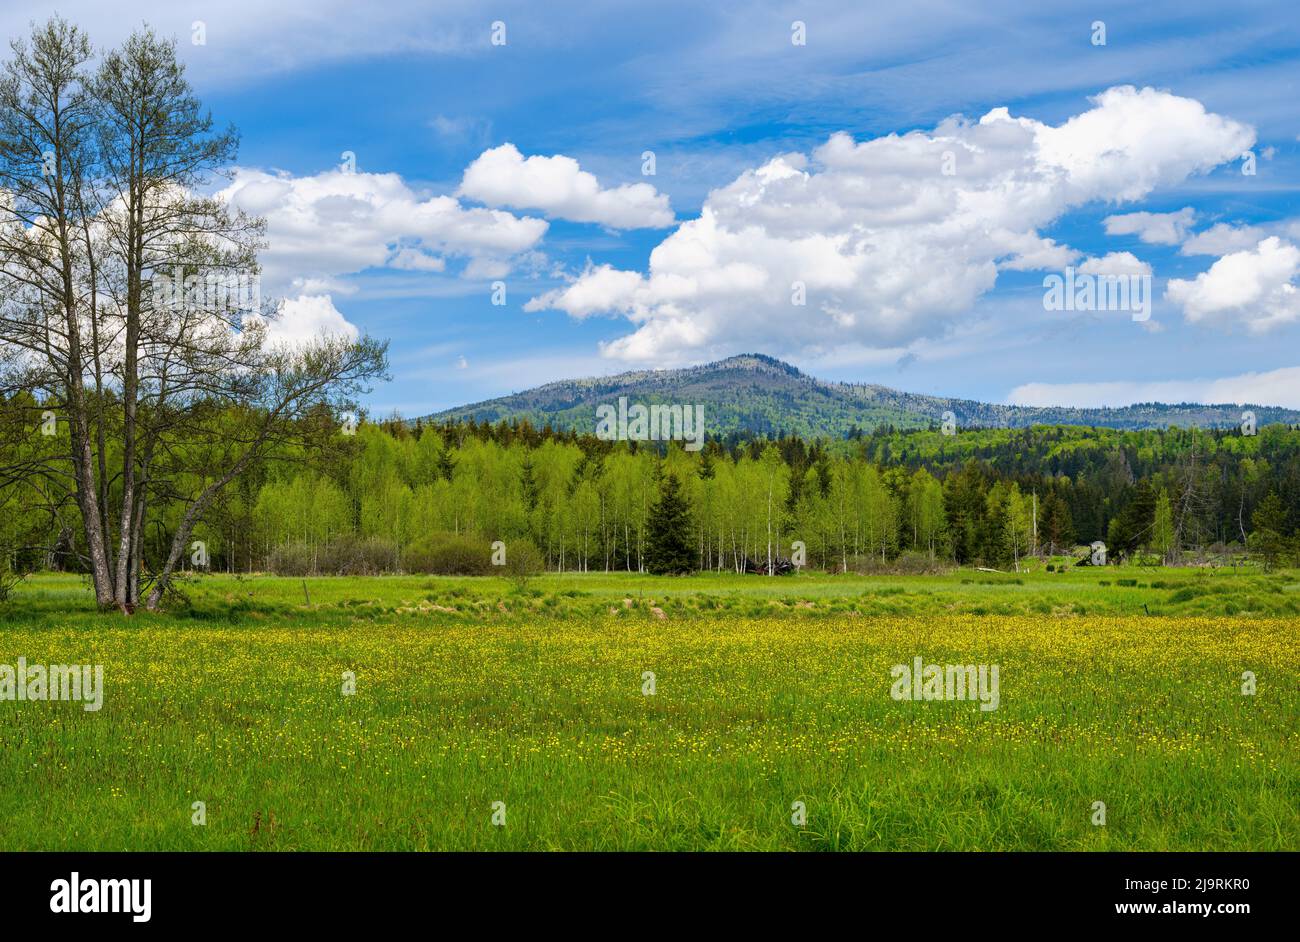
<box><xmin>0</xmin><ymin>568</ymin><xmax>1296</xmax><ymax>850</ymax></box>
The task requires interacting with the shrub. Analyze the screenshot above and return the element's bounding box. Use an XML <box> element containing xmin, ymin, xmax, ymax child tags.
<box><xmin>500</xmin><ymin>539</ymin><xmax>546</xmax><ymax>589</ymax></box>
<box><xmin>403</xmin><ymin>532</ymin><xmax>495</xmax><ymax>575</ymax></box>
<box><xmin>320</xmin><ymin>536</ymin><xmax>398</xmax><ymax>575</ymax></box>
<box><xmin>266</xmin><ymin>537</ymin><xmax>398</xmax><ymax>576</ymax></box>
<box><xmin>893</xmin><ymin>551</ymin><xmax>951</xmax><ymax>574</ymax></box>
<box><xmin>844</xmin><ymin>552</ymin><xmax>950</xmax><ymax>575</ymax></box>
<box><xmin>266</xmin><ymin>541</ymin><xmax>315</xmax><ymax>576</ymax></box>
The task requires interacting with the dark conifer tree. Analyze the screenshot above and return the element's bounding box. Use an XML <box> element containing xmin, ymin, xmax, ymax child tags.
<box><xmin>520</xmin><ymin>458</ymin><xmax>540</xmax><ymax>511</ymax></box>
<box><xmin>436</xmin><ymin>445</ymin><xmax>456</xmax><ymax>482</ymax></box>
<box><xmin>645</xmin><ymin>473</ymin><xmax>694</xmax><ymax>575</ymax></box>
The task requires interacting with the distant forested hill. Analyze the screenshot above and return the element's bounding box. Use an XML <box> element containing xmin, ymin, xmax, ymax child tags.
<box><xmin>421</xmin><ymin>354</ymin><xmax>1300</xmax><ymax>437</ymax></box>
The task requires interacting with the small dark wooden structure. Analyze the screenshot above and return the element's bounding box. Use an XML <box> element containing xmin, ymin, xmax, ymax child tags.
<box><xmin>743</xmin><ymin>555</ymin><xmax>794</xmax><ymax>575</ymax></box>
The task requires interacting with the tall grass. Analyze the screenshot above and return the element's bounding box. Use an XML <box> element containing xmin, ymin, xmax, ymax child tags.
<box><xmin>0</xmin><ymin>573</ymin><xmax>1294</xmax><ymax>850</ymax></box>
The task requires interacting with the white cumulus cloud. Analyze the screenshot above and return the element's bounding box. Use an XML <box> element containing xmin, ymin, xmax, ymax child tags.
<box><xmin>459</xmin><ymin>143</ymin><xmax>674</xmax><ymax>229</ymax></box>
<box><xmin>1078</xmin><ymin>251</ymin><xmax>1153</xmax><ymax>278</ymax></box>
<box><xmin>528</xmin><ymin>86</ymin><xmax>1254</xmax><ymax>362</ymax></box>
<box><xmin>387</xmin><ymin>247</ymin><xmax>447</xmax><ymax>272</ymax></box>
<box><xmin>1165</xmin><ymin>237</ymin><xmax>1300</xmax><ymax>333</ymax></box>
<box><xmin>260</xmin><ymin>294</ymin><xmax>360</xmax><ymax>348</ymax></box>
<box><xmin>1180</xmin><ymin>222</ymin><xmax>1270</xmax><ymax>257</ymax></box>
<box><xmin>218</xmin><ymin>167</ymin><xmax>548</xmax><ymax>292</ymax></box>
<box><xmin>1180</xmin><ymin>219</ymin><xmax>1300</xmax><ymax>257</ymax></box>
<box><xmin>1103</xmin><ymin>207</ymin><xmax>1196</xmax><ymax>245</ymax></box>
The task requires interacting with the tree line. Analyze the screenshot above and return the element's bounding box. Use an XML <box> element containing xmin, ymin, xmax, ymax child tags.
<box><xmin>4</xmin><ymin>402</ymin><xmax>1297</xmax><ymax>581</ymax></box>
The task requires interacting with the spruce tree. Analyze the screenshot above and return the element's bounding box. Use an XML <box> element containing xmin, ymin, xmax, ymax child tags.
<box><xmin>645</xmin><ymin>473</ymin><xmax>695</xmax><ymax>575</ymax></box>
<box><xmin>1249</xmin><ymin>492</ymin><xmax>1289</xmax><ymax>570</ymax></box>
<box><xmin>436</xmin><ymin>445</ymin><xmax>456</xmax><ymax>482</ymax></box>
<box><xmin>519</xmin><ymin>458</ymin><xmax>539</xmax><ymax>511</ymax></box>
<box><xmin>1040</xmin><ymin>491</ymin><xmax>1075</xmax><ymax>556</ymax></box>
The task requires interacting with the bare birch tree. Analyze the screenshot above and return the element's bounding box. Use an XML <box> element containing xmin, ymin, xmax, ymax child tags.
<box><xmin>0</xmin><ymin>18</ymin><xmax>387</xmax><ymax>611</ymax></box>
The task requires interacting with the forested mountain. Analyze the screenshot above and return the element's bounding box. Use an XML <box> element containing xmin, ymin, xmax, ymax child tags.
<box><xmin>422</xmin><ymin>354</ymin><xmax>1300</xmax><ymax>437</ymax></box>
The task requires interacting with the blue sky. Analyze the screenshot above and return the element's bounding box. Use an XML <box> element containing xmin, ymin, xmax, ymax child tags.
<box><xmin>14</xmin><ymin>0</ymin><xmax>1300</xmax><ymax>415</ymax></box>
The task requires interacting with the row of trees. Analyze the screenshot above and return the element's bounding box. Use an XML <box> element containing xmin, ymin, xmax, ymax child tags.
<box><xmin>7</xmin><ymin>405</ymin><xmax>1296</xmax><ymax>579</ymax></box>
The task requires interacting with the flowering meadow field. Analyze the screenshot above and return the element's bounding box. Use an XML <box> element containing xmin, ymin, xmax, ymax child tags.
<box><xmin>0</xmin><ymin>569</ymin><xmax>1294</xmax><ymax>851</ymax></box>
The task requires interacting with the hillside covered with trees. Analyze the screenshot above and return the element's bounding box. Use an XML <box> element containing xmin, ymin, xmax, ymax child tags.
<box><xmin>423</xmin><ymin>353</ymin><xmax>1300</xmax><ymax>438</ymax></box>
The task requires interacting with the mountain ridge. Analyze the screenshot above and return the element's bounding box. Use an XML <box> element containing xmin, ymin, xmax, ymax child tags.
<box><xmin>418</xmin><ymin>354</ymin><xmax>1300</xmax><ymax>437</ymax></box>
